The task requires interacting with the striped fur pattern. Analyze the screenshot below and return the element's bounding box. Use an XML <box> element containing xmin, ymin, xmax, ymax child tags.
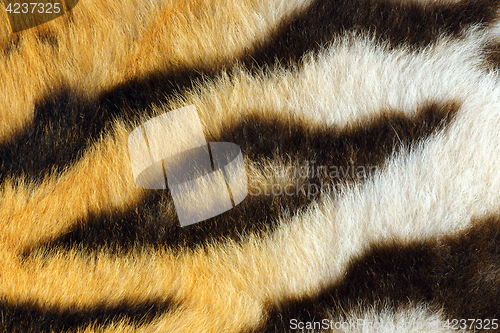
<box><xmin>2</xmin><ymin>0</ymin><xmax>500</xmax><ymax>331</ymax></box>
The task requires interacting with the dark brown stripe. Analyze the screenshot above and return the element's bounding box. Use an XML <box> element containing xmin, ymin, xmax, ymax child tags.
<box><xmin>0</xmin><ymin>87</ymin><xmax>104</xmax><ymax>184</ymax></box>
<box><xmin>0</xmin><ymin>0</ymin><xmax>492</xmax><ymax>182</ymax></box>
<box><xmin>212</xmin><ymin>103</ymin><xmax>458</xmax><ymax>174</ymax></box>
<box><xmin>22</xmin><ymin>102</ymin><xmax>458</xmax><ymax>255</ymax></box>
<box><xmin>244</xmin><ymin>0</ymin><xmax>500</xmax><ymax>69</ymax></box>
<box><xmin>249</xmin><ymin>216</ymin><xmax>500</xmax><ymax>333</ymax></box>
<box><xmin>0</xmin><ymin>299</ymin><xmax>176</xmax><ymax>333</ymax></box>
<box><xmin>0</xmin><ymin>72</ymin><xmax>217</xmax><ymax>184</ymax></box>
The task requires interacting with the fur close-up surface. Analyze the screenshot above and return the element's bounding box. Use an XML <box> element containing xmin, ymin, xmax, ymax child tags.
<box><xmin>2</xmin><ymin>0</ymin><xmax>500</xmax><ymax>332</ymax></box>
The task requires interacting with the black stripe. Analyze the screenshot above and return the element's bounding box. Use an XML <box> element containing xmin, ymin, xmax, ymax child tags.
<box><xmin>244</xmin><ymin>0</ymin><xmax>500</xmax><ymax>68</ymax></box>
<box><xmin>0</xmin><ymin>88</ymin><xmax>100</xmax><ymax>184</ymax></box>
<box><xmin>213</xmin><ymin>103</ymin><xmax>458</xmax><ymax>174</ymax></box>
<box><xmin>0</xmin><ymin>299</ymin><xmax>176</xmax><ymax>333</ymax></box>
<box><xmin>22</xmin><ymin>102</ymin><xmax>458</xmax><ymax>255</ymax></box>
<box><xmin>248</xmin><ymin>216</ymin><xmax>500</xmax><ymax>333</ymax></box>
<box><xmin>0</xmin><ymin>70</ymin><xmax>212</xmax><ymax>184</ymax></box>
<box><xmin>0</xmin><ymin>67</ymin><xmax>212</xmax><ymax>184</ymax></box>
<box><xmin>0</xmin><ymin>0</ymin><xmax>492</xmax><ymax>182</ymax></box>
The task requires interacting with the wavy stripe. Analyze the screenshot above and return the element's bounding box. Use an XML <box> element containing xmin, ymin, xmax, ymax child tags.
<box><xmin>1</xmin><ymin>36</ymin><xmax>480</xmax><ymax>255</ymax></box>
<box><xmin>250</xmin><ymin>216</ymin><xmax>500</xmax><ymax>332</ymax></box>
<box><xmin>23</xmin><ymin>101</ymin><xmax>458</xmax><ymax>253</ymax></box>
<box><xmin>0</xmin><ymin>0</ymin><xmax>493</xmax><ymax>182</ymax></box>
<box><xmin>243</xmin><ymin>0</ymin><xmax>500</xmax><ymax>68</ymax></box>
<box><xmin>0</xmin><ymin>0</ymin><xmax>312</xmax><ymax>142</ymax></box>
<box><xmin>0</xmin><ymin>299</ymin><xmax>176</xmax><ymax>332</ymax></box>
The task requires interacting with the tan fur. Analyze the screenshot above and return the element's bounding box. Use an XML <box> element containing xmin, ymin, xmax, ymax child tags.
<box><xmin>0</xmin><ymin>0</ymin><xmax>312</xmax><ymax>143</ymax></box>
<box><xmin>2</xmin><ymin>0</ymin><xmax>500</xmax><ymax>332</ymax></box>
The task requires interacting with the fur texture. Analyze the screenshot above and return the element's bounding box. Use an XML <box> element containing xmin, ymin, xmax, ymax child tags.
<box><xmin>2</xmin><ymin>0</ymin><xmax>500</xmax><ymax>332</ymax></box>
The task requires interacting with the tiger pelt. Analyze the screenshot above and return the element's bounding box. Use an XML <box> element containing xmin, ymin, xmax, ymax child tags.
<box><xmin>1</xmin><ymin>0</ymin><xmax>500</xmax><ymax>332</ymax></box>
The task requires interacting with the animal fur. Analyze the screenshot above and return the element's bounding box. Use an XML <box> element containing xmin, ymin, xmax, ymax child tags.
<box><xmin>1</xmin><ymin>0</ymin><xmax>500</xmax><ymax>332</ymax></box>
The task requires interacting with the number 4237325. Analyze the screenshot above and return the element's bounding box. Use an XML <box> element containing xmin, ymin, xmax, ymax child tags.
<box><xmin>6</xmin><ymin>3</ymin><xmax>61</xmax><ymax>14</ymax></box>
<box><xmin>443</xmin><ymin>319</ymin><xmax>498</xmax><ymax>330</ymax></box>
